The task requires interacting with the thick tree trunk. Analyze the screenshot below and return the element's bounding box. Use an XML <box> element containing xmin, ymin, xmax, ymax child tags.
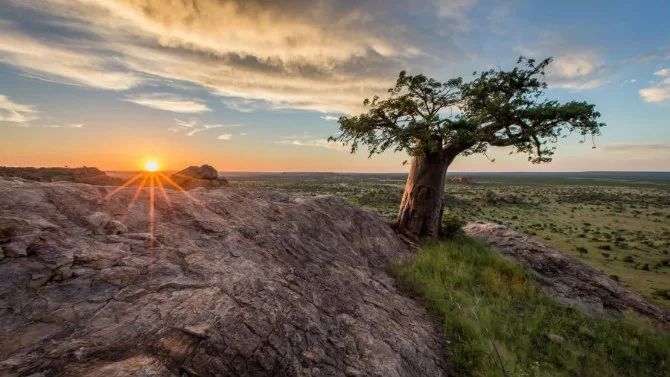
<box><xmin>397</xmin><ymin>148</ymin><xmax>450</xmax><ymax>239</ymax></box>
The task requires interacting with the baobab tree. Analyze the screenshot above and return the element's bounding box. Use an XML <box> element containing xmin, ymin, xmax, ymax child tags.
<box><xmin>330</xmin><ymin>57</ymin><xmax>605</xmax><ymax>239</ymax></box>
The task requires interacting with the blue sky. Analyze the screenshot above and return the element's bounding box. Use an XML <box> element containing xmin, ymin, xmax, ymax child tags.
<box><xmin>0</xmin><ymin>0</ymin><xmax>668</xmax><ymax>172</ymax></box>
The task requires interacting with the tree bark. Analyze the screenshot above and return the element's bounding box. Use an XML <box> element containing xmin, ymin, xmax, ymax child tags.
<box><xmin>397</xmin><ymin>148</ymin><xmax>449</xmax><ymax>239</ymax></box>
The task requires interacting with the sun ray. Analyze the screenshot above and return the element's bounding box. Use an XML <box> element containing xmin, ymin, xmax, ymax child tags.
<box><xmin>158</xmin><ymin>172</ymin><xmax>204</xmax><ymax>207</ymax></box>
<box><xmin>126</xmin><ymin>173</ymin><xmax>149</xmax><ymax>213</ymax></box>
<box><xmin>149</xmin><ymin>173</ymin><xmax>155</xmax><ymax>256</ymax></box>
<box><xmin>155</xmin><ymin>174</ymin><xmax>172</xmax><ymax>208</ymax></box>
<box><xmin>103</xmin><ymin>172</ymin><xmax>145</xmax><ymax>200</ymax></box>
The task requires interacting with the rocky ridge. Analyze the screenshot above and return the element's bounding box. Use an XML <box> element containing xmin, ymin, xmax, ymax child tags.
<box><xmin>0</xmin><ymin>178</ymin><xmax>448</xmax><ymax>377</ymax></box>
<box><xmin>0</xmin><ymin>167</ymin><xmax>123</xmax><ymax>186</ymax></box>
<box><xmin>464</xmin><ymin>221</ymin><xmax>670</xmax><ymax>327</ymax></box>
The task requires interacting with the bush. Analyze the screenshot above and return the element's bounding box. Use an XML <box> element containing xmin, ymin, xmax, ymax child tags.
<box><xmin>441</xmin><ymin>212</ymin><xmax>466</xmax><ymax>238</ymax></box>
<box><xmin>576</xmin><ymin>247</ymin><xmax>588</xmax><ymax>256</ymax></box>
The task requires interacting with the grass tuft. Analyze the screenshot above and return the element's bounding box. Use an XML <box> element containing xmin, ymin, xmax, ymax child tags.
<box><xmin>390</xmin><ymin>237</ymin><xmax>670</xmax><ymax>377</ymax></box>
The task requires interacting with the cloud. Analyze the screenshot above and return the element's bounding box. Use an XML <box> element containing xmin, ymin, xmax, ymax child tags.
<box><xmin>546</xmin><ymin>52</ymin><xmax>609</xmax><ymax>90</ymax></box>
<box><xmin>433</xmin><ymin>0</ymin><xmax>477</xmax><ymax>27</ymax></box>
<box><xmin>276</xmin><ymin>133</ymin><xmax>348</xmax><ymax>151</ymax></box>
<box><xmin>0</xmin><ymin>23</ymin><xmax>141</xmax><ymax>90</ymax></box>
<box><xmin>3</xmin><ymin>0</ymin><xmax>429</xmax><ymax>113</ymax></box>
<box><xmin>222</xmin><ymin>98</ymin><xmax>267</xmax><ymax>113</ymax></box>
<box><xmin>320</xmin><ymin>115</ymin><xmax>340</xmax><ymax>121</ymax></box>
<box><xmin>639</xmin><ymin>67</ymin><xmax>670</xmax><ymax>103</ymax></box>
<box><xmin>217</xmin><ymin>133</ymin><xmax>233</xmax><ymax>141</ymax></box>
<box><xmin>639</xmin><ymin>86</ymin><xmax>670</xmax><ymax>103</ymax></box>
<box><xmin>171</xmin><ymin>118</ymin><xmax>242</xmax><ymax>136</ymax></box>
<box><xmin>124</xmin><ymin>93</ymin><xmax>210</xmax><ymax>113</ymax></box>
<box><xmin>600</xmin><ymin>143</ymin><xmax>670</xmax><ymax>153</ymax></box>
<box><xmin>0</xmin><ymin>94</ymin><xmax>38</xmax><ymax>123</ymax></box>
<box><xmin>516</xmin><ymin>38</ymin><xmax>611</xmax><ymax>91</ymax></box>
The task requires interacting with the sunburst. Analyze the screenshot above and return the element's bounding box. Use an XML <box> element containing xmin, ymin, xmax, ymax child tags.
<box><xmin>102</xmin><ymin>161</ymin><xmax>203</xmax><ymax>263</ymax></box>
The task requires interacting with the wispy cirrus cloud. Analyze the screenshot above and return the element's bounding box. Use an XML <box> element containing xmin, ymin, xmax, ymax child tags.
<box><xmin>0</xmin><ymin>94</ymin><xmax>38</xmax><ymax>124</ymax></box>
<box><xmin>433</xmin><ymin>0</ymin><xmax>477</xmax><ymax>30</ymax></box>
<box><xmin>275</xmin><ymin>133</ymin><xmax>348</xmax><ymax>151</ymax></box>
<box><xmin>222</xmin><ymin>98</ymin><xmax>268</xmax><ymax>113</ymax></box>
<box><xmin>42</xmin><ymin>124</ymin><xmax>84</xmax><ymax>128</ymax></box>
<box><xmin>517</xmin><ymin>38</ymin><xmax>610</xmax><ymax>90</ymax></box>
<box><xmin>170</xmin><ymin>118</ymin><xmax>242</xmax><ymax>137</ymax></box>
<box><xmin>320</xmin><ymin>115</ymin><xmax>341</xmax><ymax>121</ymax></box>
<box><xmin>0</xmin><ymin>22</ymin><xmax>141</xmax><ymax>90</ymax></box>
<box><xmin>600</xmin><ymin>143</ymin><xmax>670</xmax><ymax>153</ymax></box>
<box><xmin>124</xmin><ymin>93</ymin><xmax>210</xmax><ymax>113</ymax></box>
<box><xmin>639</xmin><ymin>68</ymin><xmax>670</xmax><ymax>103</ymax></box>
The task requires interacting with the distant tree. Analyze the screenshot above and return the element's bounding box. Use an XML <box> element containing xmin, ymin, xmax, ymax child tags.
<box><xmin>330</xmin><ymin>57</ymin><xmax>605</xmax><ymax>239</ymax></box>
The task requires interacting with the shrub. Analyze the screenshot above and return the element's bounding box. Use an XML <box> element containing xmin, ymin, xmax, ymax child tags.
<box><xmin>597</xmin><ymin>244</ymin><xmax>612</xmax><ymax>251</ymax></box>
<box><xmin>576</xmin><ymin>247</ymin><xmax>588</xmax><ymax>256</ymax></box>
<box><xmin>441</xmin><ymin>212</ymin><xmax>466</xmax><ymax>238</ymax></box>
<box><xmin>623</xmin><ymin>256</ymin><xmax>635</xmax><ymax>263</ymax></box>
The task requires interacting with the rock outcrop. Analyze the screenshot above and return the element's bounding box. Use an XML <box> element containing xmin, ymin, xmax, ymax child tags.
<box><xmin>0</xmin><ymin>178</ymin><xmax>449</xmax><ymax>377</ymax></box>
<box><xmin>170</xmin><ymin>165</ymin><xmax>229</xmax><ymax>190</ymax></box>
<box><xmin>446</xmin><ymin>176</ymin><xmax>472</xmax><ymax>185</ymax></box>
<box><xmin>0</xmin><ymin>167</ymin><xmax>123</xmax><ymax>186</ymax></box>
<box><xmin>464</xmin><ymin>221</ymin><xmax>670</xmax><ymax>327</ymax></box>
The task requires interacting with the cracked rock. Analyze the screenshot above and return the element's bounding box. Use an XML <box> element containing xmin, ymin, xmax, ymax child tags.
<box><xmin>0</xmin><ymin>178</ymin><xmax>449</xmax><ymax>377</ymax></box>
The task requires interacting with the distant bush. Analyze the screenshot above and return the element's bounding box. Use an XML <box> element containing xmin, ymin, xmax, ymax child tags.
<box><xmin>610</xmin><ymin>274</ymin><xmax>620</xmax><ymax>282</ymax></box>
<box><xmin>623</xmin><ymin>256</ymin><xmax>635</xmax><ymax>263</ymax></box>
<box><xmin>482</xmin><ymin>190</ymin><xmax>498</xmax><ymax>204</ymax></box>
<box><xmin>576</xmin><ymin>247</ymin><xmax>588</xmax><ymax>257</ymax></box>
<box><xmin>597</xmin><ymin>245</ymin><xmax>612</xmax><ymax>251</ymax></box>
<box><xmin>441</xmin><ymin>212</ymin><xmax>465</xmax><ymax>238</ymax></box>
<box><xmin>651</xmin><ymin>289</ymin><xmax>670</xmax><ymax>301</ymax></box>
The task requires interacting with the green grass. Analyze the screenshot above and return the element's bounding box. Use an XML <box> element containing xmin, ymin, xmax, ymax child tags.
<box><xmin>390</xmin><ymin>237</ymin><xmax>670</xmax><ymax>377</ymax></box>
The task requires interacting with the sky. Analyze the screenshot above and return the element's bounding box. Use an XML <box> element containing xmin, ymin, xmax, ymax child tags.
<box><xmin>0</xmin><ymin>0</ymin><xmax>668</xmax><ymax>172</ymax></box>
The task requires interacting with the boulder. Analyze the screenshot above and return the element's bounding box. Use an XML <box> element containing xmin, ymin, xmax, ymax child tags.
<box><xmin>0</xmin><ymin>178</ymin><xmax>449</xmax><ymax>377</ymax></box>
<box><xmin>170</xmin><ymin>164</ymin><xmax>229</xmax><ymax>190</ymax></box>
<box><xmin>447</xmin><ymin>176</ymin><xmax>473</xmax><ymax>185</ymax></box>
<box><xmin>464</xmin><ymin>221</ymin><xmax>670</xmax><ymax>327</ymax></box>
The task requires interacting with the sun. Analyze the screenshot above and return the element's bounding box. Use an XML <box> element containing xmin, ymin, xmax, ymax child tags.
<box><xmin>144</xmin><ymin>160</ymin><xmax>159</xmax><ymax>172</ymax></box>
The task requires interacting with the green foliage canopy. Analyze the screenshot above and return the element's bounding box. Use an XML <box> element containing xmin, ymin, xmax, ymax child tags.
<box><xmin>330</xmin><ymin>57</ymin><xmax>605</xmax><ymax>164</ymax></box>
